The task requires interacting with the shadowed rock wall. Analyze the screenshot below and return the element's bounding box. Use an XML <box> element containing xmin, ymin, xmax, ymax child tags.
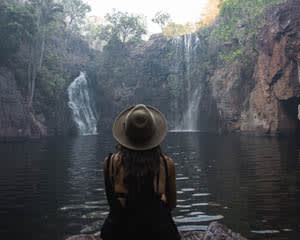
<box><xmin>240</xmin><ymin>1</ymin><xmax>300</xmax><ymax>134</ymax></box>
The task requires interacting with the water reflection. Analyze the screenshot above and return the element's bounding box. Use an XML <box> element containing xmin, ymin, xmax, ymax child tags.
<box><xmin>0</xmin><ymin>133</ymin><xmax>300</xmax><ymax>240</ymax></box>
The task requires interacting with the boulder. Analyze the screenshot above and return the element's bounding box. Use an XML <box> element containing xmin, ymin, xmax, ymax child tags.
<box><xmin>65</xmin><ymin>222</ymin><xmax>248</xmax><ymax>240</ymax></box>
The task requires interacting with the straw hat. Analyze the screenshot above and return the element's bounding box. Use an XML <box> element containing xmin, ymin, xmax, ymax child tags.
<box><xmin>112</xmin><ymin>104</ymin><xmax>167</xmax><ymax>150</ymax></box>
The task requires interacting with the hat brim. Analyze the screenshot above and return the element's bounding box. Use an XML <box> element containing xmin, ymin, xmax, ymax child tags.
<box><xmin>112</xmin><ymin>105</ymin><xmax>167</xmax><ymax>150</ymax></box>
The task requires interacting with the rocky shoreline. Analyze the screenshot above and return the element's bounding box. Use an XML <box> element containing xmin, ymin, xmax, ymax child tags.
<box><xmin>65</xmin><ymin>222</ymin><xmax>248</xmax><ymax>240</ymax></box>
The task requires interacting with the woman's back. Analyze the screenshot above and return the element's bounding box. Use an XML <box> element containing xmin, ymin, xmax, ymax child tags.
<box><xmin>100</xmin><ymin>104</ymin><xmax>180</xmax><ymax>240</ymax></box>
<box><xmin>105</xmin><ymin>152</ymin><xmax>177</xmax><ymax>210</ymax></box>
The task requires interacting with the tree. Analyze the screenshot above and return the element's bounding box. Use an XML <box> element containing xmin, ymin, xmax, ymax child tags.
<box><xmin>162</xmin><ymin>22</ymin><xmax>195</xmax><ymax>37</ymax></box>
<box><xmin>60</xmin><ymin>0</ymin><xmax>91</xmax><ymax>34</ymax></box>
<box><xmin>26</xmin><ymin>0</ymin><xmax>63</xmax><ymax>107</ymax></box>
<box><xmin>83</xmin><ymin>16</ymin><xmax>106</xmax><ymax>50</ymax></box>
<box><xmin>99</xmin><ymin>9</ymin><xmax>147</xmax><ymax>43</ymax></box>
<box><xmin>0</xmin><ymin>1</ymin><xmax>35</xmax><ymax>63</ymax></box>
<box><xmin>196</xmin><ymin>0</ymin><xmax>222</xmax><ymax>28</ymax></box>
<box><xmin>152</xmin><ymin>11</ymin><xmax>171</xmax><ymax>31</ymax></box>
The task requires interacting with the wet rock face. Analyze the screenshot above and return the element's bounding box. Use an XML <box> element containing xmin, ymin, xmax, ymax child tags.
<box><xmin>0</xmin><ymin>68</ymin><xmax>31</xmax><ymax>139</ymax></box>
<box><xmin>240</xmin><ymin>1</ymin><xmax>300</xmax><ymax>134</ymax></box>
<box><xmin>0</xmin><ymin>67</ymin><xmax>50</xmax><ymax>139</ymax></box>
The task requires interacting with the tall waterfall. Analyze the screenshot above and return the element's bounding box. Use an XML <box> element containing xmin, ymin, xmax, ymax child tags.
<box><xmin>67</xmin><ymin>72</ymin><xmax>98</xmax><ymax>135</ymax></box>
<box><xmin>172</xmin><ymin>34</ymin><xmax>202</xmax><ymax>131</ymax></box>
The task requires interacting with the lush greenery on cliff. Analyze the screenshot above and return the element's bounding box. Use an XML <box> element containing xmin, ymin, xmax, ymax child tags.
<box><xmin>213</xmin><ymin>0</ymin><xmax>282</xmax><ymax>64</ymax></box>
<box><xmin>0</xmin><ymin>0</ymin><xmax>284</xmax><ymax>101</ymax></box>
<box><xmin>0</xmin><ymin>0</ymin><xmax>288</xmax><ymax>135</ymax></box>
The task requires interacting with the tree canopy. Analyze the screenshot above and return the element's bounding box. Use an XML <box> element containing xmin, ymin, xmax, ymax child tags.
<box><xmin>152</xmin><ymin>11</ymin><xmax>171</xmax><ymax>30</ymax></box>
<box><xmin>0</xmin><ymin>1</ymin><xmax>35</xmax><ymax>62</ymax></box>
<box><xmin>61</xmin><ymin>0</ymin><xmax>91</xmax><ymax>33</ymax></box>
<box><xmin>99</xmin><ymin>9</ymin><xmax>147</xmax><ymax>43</ymax></box>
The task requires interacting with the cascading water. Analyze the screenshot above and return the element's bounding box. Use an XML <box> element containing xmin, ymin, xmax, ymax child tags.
<box><xmin>67</xmin><ymin>72</ymin><xmax>98</xmax><ymax>135</ymax></box>
<box><xmin>172</xmin><ymin>34</ymin><xmax>202</xmax><ymax>131</ymax></box>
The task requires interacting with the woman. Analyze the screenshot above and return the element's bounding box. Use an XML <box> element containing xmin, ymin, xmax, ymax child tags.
<box><xmin>101</xmin><ymin>104</ymin><xmax>181</xmax><ymax>240</ymax></box>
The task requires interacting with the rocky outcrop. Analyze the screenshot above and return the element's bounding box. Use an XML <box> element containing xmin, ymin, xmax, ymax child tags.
<box><xmin>0</xmin><ymin>67</ymin><xmax>46</xmax><ymax>140</ymax></box>
<box><xmin>238</xmin><ymin>1</ymin><xmax>300</xmax><ymax>134</ymax></box>
<box><xmin>2</xmin><ymin>1</ymin><xmax>299</xmax><ymax>138</ymax></box>
<box><xmin>65</xmin><ymin>222</ymin><xmax>248</xmax><ymax>240</ymax></box>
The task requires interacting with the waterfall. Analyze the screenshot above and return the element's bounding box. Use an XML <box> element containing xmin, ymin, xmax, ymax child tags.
<box><xmin>172</xmin><ymin>34</ymin><xmax>202</xmax><ymax>131</ymax></box>
<box><xmin>67</xmin><ymin>72</ymin><xmax>98</xmax><ymax>135</ymax></box>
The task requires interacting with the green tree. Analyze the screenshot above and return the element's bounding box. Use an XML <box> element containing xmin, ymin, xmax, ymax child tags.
<box><xmin>99</xmin><ymin>9</ymin><xmax>147</xmax><ymax>43</ymax></box>
<box><xmin>26</xmin><ymin>0</ymin><xmax>63</xmax><ymax>107</ymax></box>
<box><xmin>83</xmin><ymin>16</ymin><xmax>105</xmax><ymax>50</ymax></box>
<box><xmin>163</xmin><ymin>22</ymin><xmax>195</xmax><ymax>37</ymax></box>
<box><xmin>152</xmin><ymin>11</ymin><xmax>171</xmax><ymax>31</ymax></box>
<box><xmin>60</xmin><ymin>0</ymin><xmax>91</xmax><ymax>34</ymax></box>
<box><xmin>0</xmin><ymin>1</ymin><xmax>35</xmax><ymax>63</ymax></box>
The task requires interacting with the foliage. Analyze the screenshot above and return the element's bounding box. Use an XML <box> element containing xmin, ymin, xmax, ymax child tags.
<box><xmin>60</xmin><ymin>0</ymin><xmax>91</xmax><ymax>33</ymax></box>
<box><xmin>162</xmin><ymin>22</ymin><xmax>196</xmax><ymax>37</ymax></box>
<box><xmin>196</xmin><ymin>0</ymin><xmax>222</xmax><ymax>28</ymax></box>
<box><xmin>210</xmin><ymin>0</ymin><xmax>282</xmax><ymax>64</ymax></box>
<box><xmin>152</xmin><ymin>11</ymin><xmax>171</xmax><ymax>30</ymax></box>
<box><xmin>99</xmin><ymin>9</ymin><xmax>147</xmax><ymax>43</ymax></box>
<box><xmin>26</xmin><ymin>0</ymin><xmax>64</xmax><ymax>106</ymax></box>
<box><xmin>0</xmin><ymin>1</ymin><xmax>35</xmax><ymax>62</ymax></box>
<box><xmin>83</xmin><ymin>16</ymin><xmax>105</xmax><ymax>50</ymax></box>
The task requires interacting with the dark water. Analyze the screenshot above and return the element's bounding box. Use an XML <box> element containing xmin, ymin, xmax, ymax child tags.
<box><xmin>0</xmin><ymin>132</ymin><xmax>300</xmax><ymax>240</ymax></box>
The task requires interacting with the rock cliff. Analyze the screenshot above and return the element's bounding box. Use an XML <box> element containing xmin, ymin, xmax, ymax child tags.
<box><xmin>1</xmin><ymin>0</ymin><xmax>299</xmax><ymax>138</ymax></box>
<box><xmin>0</xmin><ymin>67</ymin><xmax>46</xmax><ymax>140</ymax></box>
<box><xmin>240</xmin><ymin>0</ymin><xmax>300</xmax><ymax>134</ymax></box>
<box><xmin>96</xmin><ymin>0</ymin><xmax>300</xmax><ymax>135</ymax></box>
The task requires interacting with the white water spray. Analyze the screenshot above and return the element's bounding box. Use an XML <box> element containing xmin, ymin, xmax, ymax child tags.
<box><xmin>172</xmin><ymin>34</ymin><xmax>202</xmax><ymax>131</ymax></box>
<box><xmin>67</xmin><ymin>72</ymin><xmax>98</xmax><ymax>135</ymax></box>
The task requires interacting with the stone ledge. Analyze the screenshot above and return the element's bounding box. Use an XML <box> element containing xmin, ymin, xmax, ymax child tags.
<box><xmin>65</xmin><ymin>222</ymin><xmax>248</xmax><ymax>240</ymax></box>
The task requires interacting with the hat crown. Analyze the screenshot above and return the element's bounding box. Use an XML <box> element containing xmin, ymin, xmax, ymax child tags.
<box><xmin>112</xmin><ymin>104</ymin><xmax>167</xmax><ymax>150</ymax></box>
<box><xmin>125</xmin><ymin>104</ymin><xmax>155</xmax><ymax>142</ymax></box>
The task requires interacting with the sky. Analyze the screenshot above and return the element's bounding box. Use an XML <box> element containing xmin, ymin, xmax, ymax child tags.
<box><xmin>86</xmin><ymin>0</ymin><xmax>209</xmax><ymax>35</ymax></box>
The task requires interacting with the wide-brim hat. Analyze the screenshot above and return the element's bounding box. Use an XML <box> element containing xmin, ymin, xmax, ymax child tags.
<box><xmin>112</xmin><ymin>104</ymin><xmax>167</xmax><ymax>150</ymax></box>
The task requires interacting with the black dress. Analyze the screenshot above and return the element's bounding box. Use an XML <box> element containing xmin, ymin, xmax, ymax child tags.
<box><xmin>100</xmin><ymin>153</ymin><xmax>181</xmax><ymax>240</ymax></box>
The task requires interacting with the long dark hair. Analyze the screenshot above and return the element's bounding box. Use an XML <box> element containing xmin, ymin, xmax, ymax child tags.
<box><xmin>117</xmin><ymin>144</ymin><xmax>162</xmax><ymax>202</ymax></box>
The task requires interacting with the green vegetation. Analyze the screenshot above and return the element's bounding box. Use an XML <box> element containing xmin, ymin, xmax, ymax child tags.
<box><xmin>163</xmin><ymin>22</ymin><xmax>196</xmax><ymax>37</ymax></box>
<box><xmin>0</xmin><ymin>1</ymin><xmax>35</xmax><ymax>63</ymax></box>
<box><xmin>99</xmin><ymin>9</ymin><xmax>147</xmax><ymax>44</ymax></box>
<box><xmin>211</xmin><ymin>0</ymin><xmax>282</xmax><ymax>64</ymax></box>
<box><xmin>0</xmin><ymin>0</ymin><xmax>286</xmax><ymax>122</ymax></box>
<box><xmin>152</xmin><ymin>11</ymin><xmax>171</xmax><ymax>31</ymax></box>
<box><xmin>61</xmin><ymin>0</ymin><xmax>91</xmax><ymax>34</ymax></box>
<box><xmin>0</xmin><ymin>0</ymin><xmax>93</xmax><ymax>107</ymax></box>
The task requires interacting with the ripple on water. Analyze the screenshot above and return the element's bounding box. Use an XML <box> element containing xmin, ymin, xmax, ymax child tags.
<box><xmin>176</xmin><ymin>177</ymin><xmax>189</xmax><ymax>180</ymax></box>
<box><xmin>80</xmin><ymin>220</ymin><xmax>102</xmax><ymax>234</ymax></box>
<box><xmin>180</xmin><ymin>209</ymin><xmax>190</xmax><ymax>212</ymax></box>
<box><xmin>281</xmin><ymin>229</ymin><xmax>293</xmax><ymax>232</ymax></box>
<box><xmin>175</xmin><ymin>215</ymin><xmax>224</xmax><ymax>223</ymax></box>
<box><xmin>181</xmin><ymin>188</ymin><xmax>195</xmax><ymax>192</ymax></box>
<box><xmin>192</xmin><ymin>193</ymin><xmax>211</xmax><ymax>197</ymax></box>
<box><xmin>188</xmin><ymin>211</ymin><xmax>204</xmax><ymax>215</ymax></box>
<box><xmin>251</xmin><ymin>230</ymin><xmax>280</xmax><ymax>234</ymax></box>
<box><xmin>191</xmin><ymin>203</ymin><xmax>208</xmax><ymax>206</ymax></box>
<box><xmin>177</xmin><ymin>204</ymin><xmax>192</xmax><ymax>208</ymax></box>
<box><xmin>82</xmin><ymin>211</ymin><xmax>107</xmax><ymax>219</ymax></box>
<box><xmin>60</xmin><ymin>205</ymin><xmax>102</xmax><ymax>211</ymax></box>
<box><xmin>178</xmin><ymin>225</ymin><xmax>208</xmax><ymax>231</ymax></box>
<box><xmin>85</xmin><ymin>200</ymin><xmax>106</xmax><ymax>205</ymax></box>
